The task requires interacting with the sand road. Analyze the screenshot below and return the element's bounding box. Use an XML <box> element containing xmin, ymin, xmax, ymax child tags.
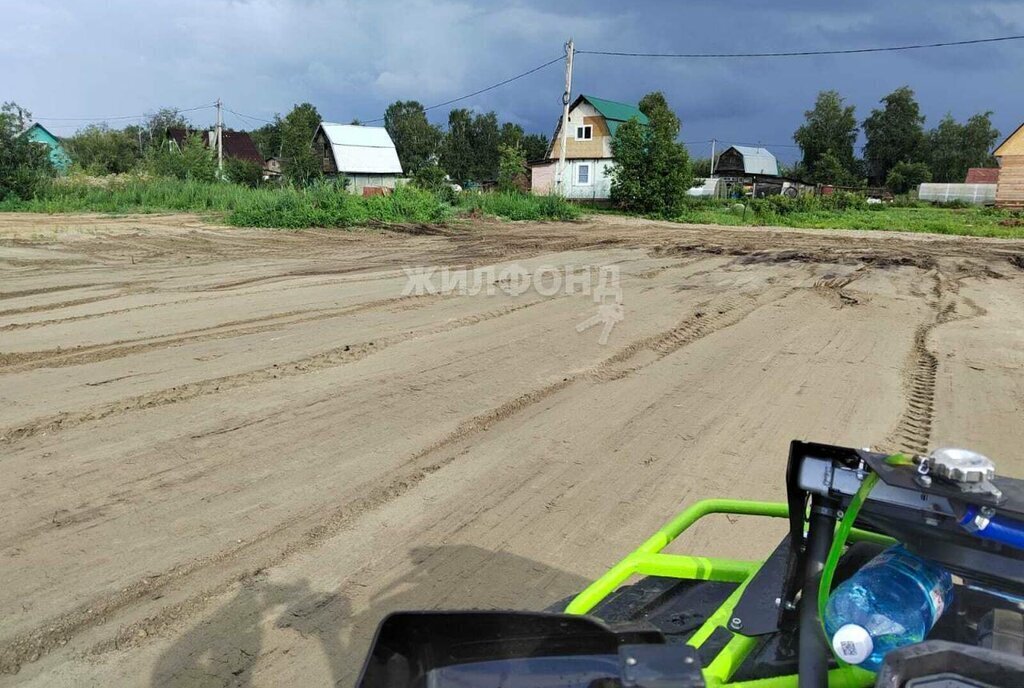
<box><xmin>1</xmin><ymin>212</ymin><xmax>1023</xmax><ymax>686</ymax></box>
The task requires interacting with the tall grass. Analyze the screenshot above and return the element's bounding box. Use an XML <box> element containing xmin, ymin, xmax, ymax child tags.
<box><xmin>1</xmin><ymin>178</ymin><xmax>585</xmax><ymax>228</ymax></box>
<box><xmin>459</xmin><ymin>191</ymin><xmax>582</xmax><ymax>221</ymax></box>
<box><xmin>671</xmin><ymin>196</ymin><xmax>1024</xmax><ymax>239</ymax></box>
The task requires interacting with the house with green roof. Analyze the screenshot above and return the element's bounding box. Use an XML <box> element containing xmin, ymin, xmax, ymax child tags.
<box><xmin>22</xmin><ymin>123</ymin><xmax>72</xmax><ymax>172</ymax></box>
<box><xmin>530</xmin><ymin>94</ymin><xmax>648</xmax><ymax>200</ymax></box>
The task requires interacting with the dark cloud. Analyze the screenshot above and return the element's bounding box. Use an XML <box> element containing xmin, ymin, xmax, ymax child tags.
<box><xmin>4</xmin><ymin>1</ymin><xmax>1023</xmax><ymax>163</ymax></box>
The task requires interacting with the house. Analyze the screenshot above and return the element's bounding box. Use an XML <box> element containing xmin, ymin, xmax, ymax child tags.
<box><xmin>994</xmin><ymin>122</ymin><xmax>1024</xmax><ymax>208</ymax></box>
<box><xmin>965</xmin><ymin>167</ymin><xmax>999</xmax><ymax>185</ymax></box>
<box><xmin>530</xmin><ymin>95</ymin><xmax>649</xmax><ymax>200</ymax></box>
<box><xmin>710</xmin><ymin>146</ymin><xmax>808</xmax><ymax>198</ymax></box>
<box><xmin>167</xmin><ymin>128</ymin><xmax>264</xmax><ymax>165</ymax></box>
<box><xmin>23</xmin><ymin>123</ymin><xmax>71</xmax><ymax>172</ymax></box>
<box><xmin>263</xmin><ymin>157</ymin><xmax>283</xmax><ymax>180</ymax></box>
<box><xmin>311</xmin><ymin>123</ymin><xmax>403</xmax><ymax>195</ymax></box>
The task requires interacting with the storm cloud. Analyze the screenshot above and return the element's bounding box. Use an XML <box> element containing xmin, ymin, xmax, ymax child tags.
<box><xmin>4</xmin><ymin>0</ymin><xmax>1023</xmax><ymax>161</ymax></box>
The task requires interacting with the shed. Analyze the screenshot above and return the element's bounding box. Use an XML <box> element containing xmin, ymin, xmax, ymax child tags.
<box><xmin>714</xmin><ymin>146</ymin><xmax>779</xmax><ymax>177</ymax></box>
<box><xmin>964</xmin><ymin>168</ymin><xmax>999</xmax><ymax>185</ymax></box>
<box><xmin>994</xmin><ymin>122</ymin><xmax>1024</xmax><ymax>208</ymax></box>
<box><xmin>23</xmin><ymin>123</ymin><xmax>71</xmax><ymax>172</ymax></box>
<box><xmin>313</xmin><ymin>123</ymin><xmax>403</xmax><ymax>194</ymax></box>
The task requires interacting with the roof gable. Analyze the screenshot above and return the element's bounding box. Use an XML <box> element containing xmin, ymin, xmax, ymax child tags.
<box><xmin>23</xmin><ymin>123</ymin><xmax>61</xmax><ymax>144</ymax></box>
<box><xmin>572</xmin><ymin>95</ymin><xmax>648</xmax><ymax>136</ymax></box>
<box><xmin>317</xmin><ymin>123</ymin><xmax>403</xmax><ymax>174</ymax></box>
<box><xmin>994</xmin><ymin>121</ymin><xmax>1024</xmax><ymax>157</ymax></box>
<box><xmin>723</xmin><ymin>145</ymin><xmax>779</xmax><ymax>176</ymax></box>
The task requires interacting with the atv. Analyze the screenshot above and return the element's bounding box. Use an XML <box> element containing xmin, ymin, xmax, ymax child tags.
<box><xmin>356</xmin><ymin>441</ymin><xmax>1024</xmax><ymax>687</ymax></box>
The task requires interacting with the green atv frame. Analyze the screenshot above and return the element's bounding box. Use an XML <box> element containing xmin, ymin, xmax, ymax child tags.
<box><xmin>357</xmin><ymin>441</ymin><xmax>1024</xmax><ymax>688</ymax></box>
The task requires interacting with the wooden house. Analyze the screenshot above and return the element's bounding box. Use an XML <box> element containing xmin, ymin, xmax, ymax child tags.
<box><xmin>994</xmin><ymin>122</ymin><xmax>1024</xmax><ymax>208</ymax></box>
<box><xmin>23</xmin><ymin>123</ymin><xmax>71</xmax><ymax>172</ymax></box>
<box><xmin>312</xmin><ymin>123</ymin><xmax>403</xmax><ymax>194</ymax></box>
<box><xmin>530</xmin><ymin>95</ymin><xmax>648</xmax><ymax>200</ymax></box>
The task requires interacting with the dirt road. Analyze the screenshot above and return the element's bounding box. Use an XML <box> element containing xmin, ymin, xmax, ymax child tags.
<box><xmin>2</xmin><ymin>212</ymin><xmax>1023</xmax><ymax>686</ymax></box>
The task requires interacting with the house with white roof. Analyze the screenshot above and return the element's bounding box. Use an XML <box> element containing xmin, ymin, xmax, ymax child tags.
<box><xmin>312</xmin><ymin>123</ymin><xmax>404</xmax><ymax>194</ymax></box>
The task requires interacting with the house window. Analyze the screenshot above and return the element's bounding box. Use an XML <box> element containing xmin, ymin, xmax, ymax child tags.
<box><xmin>577</xmin><ymin>163</ymin><xmax>590</xmax><ymax>184</ymax></box>
<box><xmin>575</xmin><ymin>125</ymin><xmax>592</xmax><ymax>141</ymax></box>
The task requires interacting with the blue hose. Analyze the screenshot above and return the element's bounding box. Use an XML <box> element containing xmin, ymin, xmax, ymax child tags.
<box><xmin>959</xmin><ymin>505</ymin><xmax>1024</xmax><ymax>550</ymax></box>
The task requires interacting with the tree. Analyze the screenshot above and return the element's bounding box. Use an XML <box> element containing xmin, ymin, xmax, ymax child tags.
<box><xmin>886</xmin><ymin>161</ymin><xmax>932</xmax><ymax>194</ymax></box>
<box><xmin>224</xmin><ymin>157</ymin><xmax>263</xmax><ymax>187</ymax></box>
<box><xmin>793</xmin><ymin>90</ymin><xmax>859</xmax><ymax>184</ymax></box>
<box><xmin>439</xmin><ymin>109</ymin><xmax>474</xmax><ymax>185</ymax></box>
<box><xmin>145</xmin><ymin>107</ymin><xmax>189</xmax><ymax>142</ymax></box>
<box><xmin>0</xmin><ymin>102</ymin><xmax>54</xmax><ymax>200</ymax></box>
<box><xmin>280</xmin><ymin>102</ymin><xmax>322</xmax><ymax>185</ymax></box>
<box><xmin>250</xmin><ymin>118</ymin><xmax>283</xmax><ymax>160</ymax></box>
<box><xmin>384</xmin><ymin>100</ymin><xmax>442</xmax><ymax>175</ymax></box>
<box><xmin>521</xmin><ymin>133</ymin><xmax>549</xmax><ymax>162</ymax></box>
<box><xmin>925</xmin><ymin>112</ymin><xmax>1000</xmax><ymax>183</ymax></box>
<box><xmin>470</xmin><ymin>111</ymin><xmax>501</xmax><ymax>181</ymax></box>
<box><xmin>610</xmin><ymin>91</ymin><xmax>692</xmax><ymax>214</ymax></box>
<box><xmin>691</xmin><ymin>157</ymin><xmax>712</xmax><ymax>178</ymax></box>
<box><xmin>65</xmin><ymin>124</ymin><xmax>140</xmax><ymax>174</ymax></box>
<box><xmin>145</xmin><ymin>132</ymin><xmax>217</xmax><ymax>182</ymax></box>
<box><xmin>497</xmin><ymin>144</ymin><xmax>527</xmax><ymax>192</ymax></box>
<box><xmin>862</xmin><ymin>86</ymin><xmax>926</xmax><ymax>185</ymax></box>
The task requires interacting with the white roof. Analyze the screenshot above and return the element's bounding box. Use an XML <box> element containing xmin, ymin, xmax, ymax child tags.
<box><xmin>318</xmin><ymin>123</ymin><xmax>403</xmax><ymax>174</ymax></box>
<box><xmin>730</xmin><ymin>146</ymin><xmax>779</xmax><ymax>176</ymax></box>
<box><xmin>687</xmin><ymin>177</ymin><xmax>720</xmax><ymax>197</ymax></box>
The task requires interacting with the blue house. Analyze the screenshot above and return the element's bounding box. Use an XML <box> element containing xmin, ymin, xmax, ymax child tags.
<box><xmin>23</xmin><ymin>123</ymin><xmax>71</xmax><ymax>172</ymax></box>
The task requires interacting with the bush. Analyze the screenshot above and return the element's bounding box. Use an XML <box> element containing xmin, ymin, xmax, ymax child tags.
<box><xmin>459</xmin><ymin>191</ymin><xmax>581</xmax><ymax>221</ymax></box>
<box><xmin>145</xmin><ymin>133</ymin><xmax>217</xmax><ymax>182</ymax></box>
<box><xmin>0</xmin><ymin>102</ymin><xmax>55</xmax><ymax>201</ymax></box>
<box><xmin>886</xmin><ymin>161</ymin><xmax>932</xmax><ymax>194</ymax></box>
<box><xmin>224</xmin><ymin>157</ymin><xmax>264</xmax><ymax>188</ymax></box>
<box><xmin>64</xmin><ymin>124</ymin><xmax>141</xmax><ymax>175</ymax></box>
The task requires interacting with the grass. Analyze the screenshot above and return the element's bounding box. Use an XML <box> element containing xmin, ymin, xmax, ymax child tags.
<box><xmin>0</xmin><ymin>177</ymin><xmax>584</xmax><ymax>228</ymax></box>
<box><xmin>670</xmin><ymin>197</ymin><xmax>1024</xmax><ymax>239</ymax></box>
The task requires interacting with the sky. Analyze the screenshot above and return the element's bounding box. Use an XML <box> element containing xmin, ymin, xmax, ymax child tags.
<box><xmin>4</xmin><ymin>1</ymin><xmax>1023</xmax><ymax>163</ymax></box>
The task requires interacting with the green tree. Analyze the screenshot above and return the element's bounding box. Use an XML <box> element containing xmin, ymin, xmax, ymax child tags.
<box><xmin>65</xmin><ymin>124</ymin><xmax>140</xmax><ymax>174</ymax></box>
<box><xmin>863</xmin><ymin>86</ymin><xmax>926</xmax><ymax>185</ymax></box>
<box><xmin>470</xmin><ymin>111</ymin><xmax>501</xmax><ymax>182</ymax></box>
<box><xmin>0</xmin><ymin>102</ymin><xmax>54</xmax><ymax>200</ymax></box>
<box><xmin>521</xmin><ymin>133</ymin><xmax>549</xmax><ymax>161</ymax></box>
<box><xmin>610</xmin><ymin>91</ymin><xmax>692</xmax><ymax>214</ymax></box>
<box><xmin>145</xmin><ymin>133</ymin><xmax>217</xmax><ymax>182</ymax></box>
<box><xmin>439</xmin><ymin>109</ymin><xmax>502</xmax><ymax>185</ymax></box>
<box><xmin>224</xmin><ymin>157</ymin><xmax>263</xmax><ymax>187</ymax></box>
<box><xmin>145</xmin><ymin>107</ymin><xmax>190</xmax><ymax>143</ymax></box>
<box><xmin>793</xmin><ymin>90</ymin><xmax>859</xmax><ymax>184</ymax></box>
<box><xmin>691</xmin><ymin>157</ymin><xmax>712</xmax><ymax>178</ymax></box>
<box><xmin>497</xmin><ymin>144</ymin><xmax>527</xmax><ymax>192</ymax></box>
<box><xmin>384</xmin><ymin>100</ymin><xmax>442</xmax><ymax>175</ymax></box>
<box><xmin>250</xmin><ymin>118</ymin><xmax>283</xmax><ymax>160</ymax></box>
<box><xmin>280</xmin><ymin>103</ymin><xmax>322</xmax><ymax>185</ymax></box>
<box><xmin>886</xmin><ymin>161</ymin><xmax>932</xmax><ymax>194</ymax></box>
<box><xmin>439</xmin><ymin>109</ymin><xmax>474</xmax><ymax>185</ymax></box>
<box><xmin>925</xmin><ymin>112</ymin><xmax>1000</xmax><ymax>183</ymax></box>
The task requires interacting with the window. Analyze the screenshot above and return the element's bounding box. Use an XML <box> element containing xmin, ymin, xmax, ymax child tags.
<box><xmin>577</xmin><ymin>164</ymin><xmax>590</xmax><ymax>184</ymax></box>
<box><xmin>575</xmin><ymin>125</ymin><xmax>592</xmax><ymax>141</ymax></box>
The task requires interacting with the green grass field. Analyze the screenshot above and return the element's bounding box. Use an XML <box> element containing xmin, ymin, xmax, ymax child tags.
<box><xmin>0</xmin><ymin>178</ymin><xmax>581</xmax><ymax>227</ymax></box>
<box><xmin>668</xmin><ymin>197</ymin><xmax>1024</xmax><ymax>239</ymax></box>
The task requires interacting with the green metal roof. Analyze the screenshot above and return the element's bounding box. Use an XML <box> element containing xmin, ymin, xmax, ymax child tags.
<box><xmin>579</xmin><ymin>95</ymin><xmax>648</xmax><ymax>134</ymax></box>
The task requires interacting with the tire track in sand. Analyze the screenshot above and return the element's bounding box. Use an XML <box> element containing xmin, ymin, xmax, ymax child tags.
<box><xmin>0</xmin><ymin>287</ymin><xmax>794</xmax><ymax>674</ymax></box>
<box><xmin>0</xmin><ymin>297</ymin><xmax>549</xmax><ymax>445</ymax></box>
<box><xmin>883</xmin><ymin>272</ymin><xmax>985</xmax><ymax>454</ymax></box>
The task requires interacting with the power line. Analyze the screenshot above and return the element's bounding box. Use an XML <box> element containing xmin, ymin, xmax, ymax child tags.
<box><xmin>224</xmin><ymin>106</ymin><xmax>276</xmax><ymax>127</ymax></box>
<box><xmin>361</xmin><ymin>53</ymin><xmax>565</xmax><ymax>123</ymax></box>
<box><xmin>577</xmin><ymin>33</ymin><xmax>1024</xmax><ymax>59</ymax></box>
<box><xmin>32</xmin><ymin>103</ymin><xmax>217</xmax><ymax>123</ymax></box>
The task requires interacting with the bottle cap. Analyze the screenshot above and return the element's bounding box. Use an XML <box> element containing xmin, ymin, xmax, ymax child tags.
<box><xmin>832</xmin><ymin>624</ymin><xmax>873</xmax><ymax>665</ymax></box>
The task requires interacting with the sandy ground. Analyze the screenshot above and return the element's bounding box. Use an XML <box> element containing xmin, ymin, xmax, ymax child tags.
<box><xmin>1</xmin><ymin>212</ymin><xmax>1024</xmax><ymax>686</ymax></box>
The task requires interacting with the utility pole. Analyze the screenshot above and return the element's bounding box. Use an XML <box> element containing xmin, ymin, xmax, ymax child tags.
<box><xmin>556</xmin><ymin>38</ymin><xmax>574</xmax><ymax>196</ymax></box>
<box><xmin>215</xmin><ymin>98</ymin><xmax>224</xmax><ymax>177</ymax></box>
<box><xmin>709</xmin><ymin>138</ymin><xmax>717</xmax><ymax>175</ymax></box>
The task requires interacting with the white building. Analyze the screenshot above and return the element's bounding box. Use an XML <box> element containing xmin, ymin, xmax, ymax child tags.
<box><xmin>312</xmin><ymin>123</ymin><xmax>403</xmax><ymax>194</ymax></box>
<box><xmin>530</xmin><ymin>95</ymin><xmax>649</xmax><ymax>201</ymax></box>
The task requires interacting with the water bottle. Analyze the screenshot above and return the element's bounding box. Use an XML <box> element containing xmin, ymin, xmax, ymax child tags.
<box><xmin>824</xmin><ymin>544</ymin><xmax>954</xmax><ymax>672</ymax></box>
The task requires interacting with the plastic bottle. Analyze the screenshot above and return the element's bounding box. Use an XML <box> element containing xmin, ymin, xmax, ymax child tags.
<box><xmin>823</xmin><ymin>544</ymin><xmax>954</xmax><ymax>672</ymax></box>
